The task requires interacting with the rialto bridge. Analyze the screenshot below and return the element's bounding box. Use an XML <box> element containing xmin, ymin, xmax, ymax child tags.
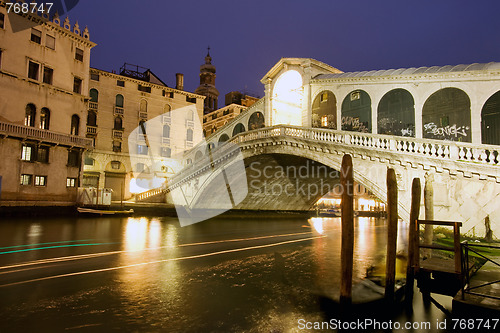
<box><xmin>136</xmin><ymin>58</ymin><xmax>500</xmax><ymax>235</ymax></box>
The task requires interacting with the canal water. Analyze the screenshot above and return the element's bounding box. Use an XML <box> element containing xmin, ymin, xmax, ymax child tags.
<box><xmin>0</xmin><ymin>215</ymin><xmax>451</xmax><ymax>332</ymax></box>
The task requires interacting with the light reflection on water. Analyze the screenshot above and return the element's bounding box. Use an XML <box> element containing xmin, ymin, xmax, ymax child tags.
<box><xmin>0</xmin><ymin>215</ymin><xmax>450</xmax><ymax>332</ymax></box>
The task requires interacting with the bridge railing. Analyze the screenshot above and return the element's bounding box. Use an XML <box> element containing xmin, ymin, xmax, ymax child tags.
<box><xmin>231</xmin><ymin>125</ymin><xmax>500</xmax><ymax>167</ymax></box>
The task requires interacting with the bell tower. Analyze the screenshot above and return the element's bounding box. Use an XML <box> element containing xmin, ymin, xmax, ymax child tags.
<box><xmin>195</xmin><ymin>47</ymin><xmax>219</xmax><ymax>114</ymax></box>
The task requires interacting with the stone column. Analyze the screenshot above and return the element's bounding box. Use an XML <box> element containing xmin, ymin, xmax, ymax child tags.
<box><xmin>264</xmin><ymin>80</ymin><xmax>272</xmax><ymax>126</ymax></box>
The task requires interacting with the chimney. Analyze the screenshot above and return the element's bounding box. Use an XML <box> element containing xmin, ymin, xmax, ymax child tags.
<box><xmin>176</xmin><ymin>73</ymin><xmax>184</xmax><ymax>91</ymax></box>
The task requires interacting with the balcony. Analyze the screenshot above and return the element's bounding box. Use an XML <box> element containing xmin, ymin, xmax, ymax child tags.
<box><xmin>137</xmin><ymin>133</ymin><xmax>146</xmax><ymax>142</ymax></box>
<box><xmin>89</xmin><ymin>101</ymin><xmax>98</xmax><ymax>111</ymax></box>
<box><xmin>185</xmin><ymin>140</ymin><xmax>193</xmax><ymax>148</ymax></box>
<box><xmin>114</xmin><ymin>106</ymin><xmax>124</xmax><ymax>116</ymax></box>
<box><xmin>162</xmin><ymin>137</ymin><xmax>170</xmax><ymax>145</ymax></box>
<box><xmin>0</xmin><ymin>121</ymin><xmax>93</xmax><ymax>149</ymax></box>
<box><xmin>86</xmin><ymin>125</ymin><xmax>97</xmax><ymax>135</ymax></box>
<box><xmin>113</xmin><ymin>130</ymin><xmax>123</xmax><ymax>139</ymax></box>
<box><xmin>139</xmin><ymin>112</ymin><xmax>148</xmax><ymax>120</ymax></box>
<box><xmin>186</xmin><ymin>120</ymin><xmax>194</xmax><ymax>128</ymax></box>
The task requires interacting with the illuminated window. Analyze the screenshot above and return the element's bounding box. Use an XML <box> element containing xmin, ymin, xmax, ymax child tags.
<box><xmin>31</xmin><ymin>29</ymin><xmax>41</xmax><ymax>44</ymax></box>
<box><xmin>40</xmin><ymin>108</ymin><xmax>50</xmax><ymax>130</ymax></box>
<box><xmin>21</xmin><ymin>145</ymin><xmax>34</xmax><ymax>161</ymax></box>
<box><xmin>66</xmin><ymin>178</ymin><xmax>77</xmax><ymax>187</ymax></box>
<box><xmin>46</xmin><ymin>35</ymin><xmax>55</xmax><ymax>50</ymax></box>
<box><xmin>35</xmin><ymin>175</ymin><xmax>47</xmax><ymax>186</ymax></box>
<box><xmin>20</xmin><ymin>174</ymin><xmax>32</xmax><ymax>185</ymax></box>
<box><xmin>25</xmin><ymin>104</ymin><xmax>36</xmax><ymax>127</ymax></box>
<box><xmin>320</xmin><ymin>92</ymin><xmax>328</xmax><ymax>102</ymax></box>
<box><xmin>75</xmin><ymin>48</ymin><xmax>84</xmax><ymax>61</ymax></box>
<box><xmin>321</xmin><ymin>116</ymin><xmax>328</xmax><ymax>127</ymax></box>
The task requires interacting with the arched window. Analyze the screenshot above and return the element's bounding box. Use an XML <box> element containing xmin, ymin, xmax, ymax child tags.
<box><xmin>218</xmin><ymin>133</ymin><xmax>229</xmax><ymax>146</ymax></box>
<box><xmin>341</xmin><ymin>90</ymin><xmax>372</xmax><ymax>133</ymax></box>
<box><xmin>232</xmin><ymin>123</ymin><xmax>245</xmax><ymax>136</ymax></box>
<box><xmin>481</xmin><ymin>91</ymin><xmax>500</xmax><ymax>145</ymax></box>
<box><xmin>114</xmin><ymin>116</ymin><xmax>122</xmax><ymax>130</ymax></box>
<box><xmin>25</xmin><ymin>104</ymin><xmax>36</xmax><ymax>127</ymax></box>
<box><xmin>248</xmin><ymin>112</ymin><xmax>265</xmax><ymax>130</ymax></box>
<box><xmin>89</xmin><ymin>89</ymin><xmax>99</xmax><ymax>102</ymax></box>
<box><xmin>187</xmin><ymin>110</ymin><xmax>194</xmax><ymax>121</ymax></box>
<box><xmin>377</xmin><ymin>89</ymin><xmax>415</xmax><ymax>137</ymax></box>
<box><xmin>186</xmin><ymin>128</ymin><xmax>193</xmax><ymax>141</ymax></box>
<box><xmin>71</xmin><ymin>114</ymin><xmax>80</xmax><ymax>135</ymax></box>
<box><xmin>140</xmin><ymin>99</ymin><xmax>147</xmax><ymax>112</ymax></box>
<box><xmin>87</xmin><ymin>111</ymin><xmax>97</xmax><ymax>126</ymax></box>
<box><xmin>195</xmin><ymin>150</ymin><xmax>203</xmax><ymax>161</ymax></box>
<box><xmin>163</xmin><ymin>124</ymin><xmax>170</xmax><ymax>138</ymax></box>
<box><xmin>164</xmin><ymin>104</ymin><xmax>171</xmax><ymax>113</ymax></box>
<box><xmin>312</xmin><ymin>91</ymin><xmax>336</xmax><ymax>129</ymax></box>
<box><xmin>40</xmin><ymin>107</ymin><xmax>50</xmax><ymax>130</ymax></box>
<box><xmin>115</xmin><ymin>94</ymin><xmax>124</xmax><ymax>107</ymax></box>
<box><xmin>422</xmin><ymin>88</ymin><xmax>471</xmax><ymax>142</ymax></box>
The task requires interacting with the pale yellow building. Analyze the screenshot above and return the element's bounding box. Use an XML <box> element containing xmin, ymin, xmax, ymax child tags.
<box><xmin>0</xmin><ymin>4</ymin><xmax>95</xmax><ymax>205</ymax></box>
<box><xmin>84</xmin><ymin>65</ymin><xmax>205</xmax><ymax>200</ymax></box>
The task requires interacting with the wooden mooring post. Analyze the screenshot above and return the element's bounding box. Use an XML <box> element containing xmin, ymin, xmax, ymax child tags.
<box><xmin>385</xmin><ymin>168</ymin><xmax>398</xmax><ymax>302</ymax></box>
<box><xmin>340</xmin><ymin>154</ymin><xmax>354</xmax><ymax>308</ymax></box>
<box><xmin>405</xmin><ymin>178</ymin><xmax>421</xmax><ymax>307</ymax></box>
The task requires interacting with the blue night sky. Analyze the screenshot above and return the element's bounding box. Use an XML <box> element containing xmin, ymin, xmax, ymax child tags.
<box><xmin>66</xmin><ymin>0</ymin><xmax>500</xmax><ymax>100</ymax></box>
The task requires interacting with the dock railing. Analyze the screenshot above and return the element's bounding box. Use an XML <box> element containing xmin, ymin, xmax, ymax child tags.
<box><xmin>416</xmin><ymin>220</ymin><xmax>462</xmax><ymax>275</ymax></box>
<box><xmin>461</xmin><ymin>242</ymin><xmax>500</xmax><ymax>301</ymax></box>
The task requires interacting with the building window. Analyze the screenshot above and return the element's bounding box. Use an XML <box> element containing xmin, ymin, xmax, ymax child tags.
<box><xmin>43</xmin><ymin>67</ymin><xmax>53</xmax><ymax>84</ymax></box>
<box><xmin>112</xmin><ymin>140</ymin><xmax>122</xmax><ymax>152</ymax></box>
<box><xmin>25</xmin><ymin>104</ymin><xmax>36</xmax><ymax>127</ymax></box>
<box><xmin>117</xmin><ymin>80</ymin><xmax>125</xmax><ymax>87</ymax></box>
<box><xmin>40</xmin><ymin>108</ymin><xmax>50</xmax><ymax>130</ymax></box>
<box><xmin>31</xmin><ymin>29</ymin><xmax>41</xmax><ymax>44</ymax></box>
<box><xmin>90</xmin><ymin>73</ymin><xmax>99</xmax><ymax>81</ymax></box>
<box><xmin>114</xmin><ymin>116</ymin><xmax>123</xmax><ymax>130</ymax></box>
<box><xmin>111</xmin><ymin>161</ymin><xmax>121</xmax><ymax>169</ymax></box>
<box><xmin>139</xmin><ymin>120</ymin><xmax>146</xmax><ymax>135</ymax></box>
<box><xmin>73</xmin><ymin>77</ymin><xmax>82</xmax><ymax>94</ymax></box>
<box><xmin>67</xmin><ymin>150</ymin><xmax>80</xmax><ymax>167</ymax></box>
<box><xmin>84</xmin><ymin>157</ymin><xmax>94</xmax><ymax>166</ymax></box>
<box><xmin>320</xmin><ymin>92</ymin><xmax>328</xmax><ymax>102</ymax></box>
<box><xmin>163</xmin><ymin>124</ymin><xmax>170</xmax><ymax>138</ymax></box>
<box><xmin>37</xmin><ymin>146</ymin><xmax>49</xmax><ymax>163</ymax></box>
<box><xmin>116</xmin><ymin>94</ymin><xmax>124</xmax><ymax>107</ymax></box>
<box><xmin>87</xmin><ymin>111</ymin><xmax>97</xmax><ymax>126</ymax></box>
<box><xmin>138</xmin><ymin>84</ymin><xmax>151</xmax><ymax>93</ymax></box>
<box><xmin>161</xmin><ymin>147</ymin><xmax>171</xmax><ymax>158</ymax></box>
<box><xmin>34</xmin><ymin>175</ymin><xmax>47</xmax><ymax>186</ymax></box>
<box><xmin>186</xmin><ymin>128</ymin><xmax>193</xmax><ymax>141</ymax></box>
<box><xmin>20</xmin><ymin>174</ymin><xmax>32</xmax><ymax>186</ymax></box>
<box><xmin>66</xmin><ymin>178</ymin><xmax>77</xmax><ymax>187</ymax></box>
<box><xmin>89</xmin><ymin>88</ymin><xmax>99</xmax><ymax>102</ymax></box>
<box><xmin>140</xmin><ymin>100</ymin><xmax>147</xmax><ymax>112</ymax></box>
<box><xmin>71</xmin><ymin>114</ymin><xmax>80</xmax><ymax>135</ymax></box>
<box><xmin>137</xmin><ymin>144</ymin><xmax>148</xmax><ymax>155</ymax></box>
<box><xmin>321</xmin><ymin>116</ymin><xmax>328</xmax><ymax>127</ymax></box>
<box><xmin>0</xmin><ymin>13</ymin><xmax>5</xmax><ymax>29</ymax></box>
<box><xmin>46</xmin><ymin>35</ymin><xmax>55</xmax><ymax>50</ymax></box>
<box><xmin>28</xmin><ymin>61</ymin><xmax>39</xmax><ymax>80</ymax></box>
<box><xmin>75</xmin><ymin>48</ymin><xmax>84</xmax><ymax>61</ymax></box>
<box><xmin>21</xmin><ymin>144</ymin><xmax>34</xmax><ymax>161</ymax></box>
<box><xmin>136</xmin><ymin>163</ymin><xmax>145</xmax><ymax>173</ymax></box>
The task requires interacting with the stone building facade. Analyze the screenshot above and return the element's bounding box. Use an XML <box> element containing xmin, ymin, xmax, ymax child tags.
<box><xmin>0</xmin><ymin>4</ymin><xmax>95</xmax><ymax>205</ymax></box>
<box><xmin>84</xmin><ymin>66</ymin><xmax>204</xmax><ymax>200</ymax></box>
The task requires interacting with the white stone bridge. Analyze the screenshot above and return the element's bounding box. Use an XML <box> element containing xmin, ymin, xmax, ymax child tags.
<box><xmin>138</xmin><ymin>123</ymin><xmax>500</xmax><ymax>236</ymax></box>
